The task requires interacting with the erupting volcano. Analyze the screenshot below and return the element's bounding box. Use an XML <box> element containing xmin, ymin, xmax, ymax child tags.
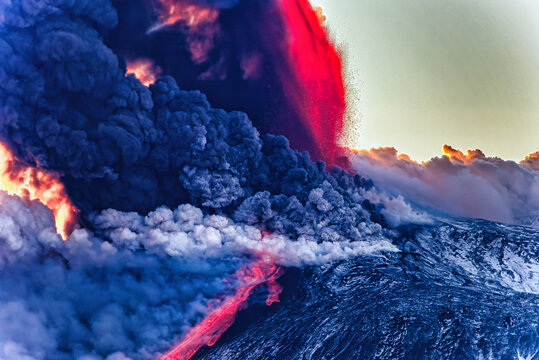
<box><xmin>2</xmin><ymin>0</ymin><xmax>538</xmax><ymax>359</ymax></box>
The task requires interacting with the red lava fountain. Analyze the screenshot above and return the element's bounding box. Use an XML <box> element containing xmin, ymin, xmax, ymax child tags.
<box><xmin>0</xmin><ymin>143</ymin><xmax>78</xmax><ymax>239</ymax></box>
<box><xmin>279</xmin><ymin>0</ymin><xmax>347</xmax><ymax>165</ymax></box>
<box><xmin>161</xmin><ymin>256</ymin><xmax>284</xmax><ymax>360</ymax></box>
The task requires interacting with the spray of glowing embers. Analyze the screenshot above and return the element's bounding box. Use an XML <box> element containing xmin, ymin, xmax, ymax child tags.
<box><xmin>279</xmin><ymin>0</ymin><xmax>347</xmax><ymax>165</ymax></box>
<box><xmin>0</xmin><ymin>143</ymin><xmax>78</xmax><ymax>239</ymax></box>
<box><xmin>161</xmin><ymin>255</ymin><xmax>283</xmax><ymax>360</ymax></box>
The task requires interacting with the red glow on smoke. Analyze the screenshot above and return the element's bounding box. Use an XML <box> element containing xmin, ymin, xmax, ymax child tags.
<box><xmin>0</xmin><ymin>143</ymin><xmax>78</xmax><ymax>239</ymax></box>
<box><xmin>152</xmin><ymin>0</ymin><xmax>220</xmax><ymax>63</ymax></box>
<box><xmin>160</xmin><ymin>256</ymin><xmax>283</xmax><ymax>360</ymax></box>
<box><xmin>279</xmin><ymin>0</ymin><xmax>346</xmax><ymax>165</ymax></box>
<box><xmin>126</xmin><ymin>59</ymin><xmax>162</xmax><ymax>86</ymax></box>
<box><xmin>157</xmin><ymin>0</ymin><xmax>219</xmax><ymax>27</ymax></box>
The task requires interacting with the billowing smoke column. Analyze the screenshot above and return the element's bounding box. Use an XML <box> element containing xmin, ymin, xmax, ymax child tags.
<box><xmin>0</xmin><ymin>0</ymin><xmax>396</xmax><ymax>359</ymax></box>
<box><xmin>0</xmin><ymin>0</ymin><xmax>379</xmax><ymax>237</ymax></box>
<box><xmin>106</xmin><ymin>0</ymin><xmax>346</xmax><ymax>163</ymax></box>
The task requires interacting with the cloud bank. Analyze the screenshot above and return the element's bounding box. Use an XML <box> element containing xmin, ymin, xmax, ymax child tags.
<box><xmin>349</xmin><ymin>146</ymin><xmax>539</xmax><ymax>226</ymax></box>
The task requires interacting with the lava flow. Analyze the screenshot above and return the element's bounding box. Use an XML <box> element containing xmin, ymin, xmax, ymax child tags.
<box><xmin>0</xmin><ymin>143</ymin><xmax>78</xmax><ymax>239</ymax></box>
<box><xmin>279</xmin><ymin>0</ymin><xmax>347</xmax><ymax>165</ymax></box>
<box><xmin>161</xmin><ymin>256</ymin><xmax>284</xmax><ymax>360</ymax></box>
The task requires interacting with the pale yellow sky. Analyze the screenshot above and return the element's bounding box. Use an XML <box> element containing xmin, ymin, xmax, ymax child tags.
<box><xmin>311</xmin><ymin>0</ymin><xmax>539</xmax><ymax>161</ymax></box>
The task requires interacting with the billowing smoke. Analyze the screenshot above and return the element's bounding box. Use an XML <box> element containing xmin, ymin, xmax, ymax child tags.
<box><xmin>93</xmin><ymin>204</ymin><xmax>395</xmax><ymax>268</ymax></box>
<box><xmin>519</xmin><ymin>151</ymin><xmax>539</xmax><ymax>171</ymax></box>
<box><xmin>349</xmin><ymin>147</ymin><xmax>539</xmax><ymax>226</ymax></box>
<box><xmin>0</xmin><ymin>192</ymin><xmax>241</xmax><ymax>360</ymax></box>
<box><xmin>0</xmin><ymin>0</ymin><xmax>380</xmax><ymax>240</ymax></box>
<box><xmin>0</xmin><ymin>1</ymin><xmax>399</xmax><ymax>359</ymax></box>
<box><xmin>0</xmin><ymin>191</ymin><xmax>395</xmax><ymax>359</ymax></box>
<box><xmin>3</xmin><ymin>0</ymin><xmax>537</xmax><ymax>358</ymax></box>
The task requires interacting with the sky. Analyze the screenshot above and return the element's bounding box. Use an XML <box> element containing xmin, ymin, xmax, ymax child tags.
<box><xmin>311</xmin><ymin>0</ymin><xmax>539</xmax><ymax>161</ymax></box>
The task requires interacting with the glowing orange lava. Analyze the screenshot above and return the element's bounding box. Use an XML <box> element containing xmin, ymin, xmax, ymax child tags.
<box><xmin>0</xmin><ymin>143</ymin><xmax>78</xmax><ymax>239</ymax></box>
<box><xmin>161</xmin><ymin>256</ymin><xmax>283</xmax><ymax>360</ymax></box>
<box><xmin>126</xmin><ymin>59</ymin><xmax>162</xmax><ymax>87</ymax></box>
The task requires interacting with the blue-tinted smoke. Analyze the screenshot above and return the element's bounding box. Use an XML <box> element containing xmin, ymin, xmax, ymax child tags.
<box><xmin>0</xmin><ymin>191</ymin><xmax>395</xmax><ymax>359</ymax></box>
<box><xmin>0</xmin><ymin>2</ymin><xmax>403</xmax><ymax>359</ymax></box>
<box><xmin>0</xmin><ymin>193</ymin><xmax>239</xmax><ymax>360</ymax></box>
<box><xmin>0</xmin><ymin>0</ymin><xmax>388</xmax><ymax>243</ymax></box>
<box><xmin>2</xmin><ymin>2</ymin><xmax>538</xmax><ymax>360</ymax></box>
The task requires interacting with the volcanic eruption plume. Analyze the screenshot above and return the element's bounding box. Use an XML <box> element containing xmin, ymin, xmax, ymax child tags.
<box><xmin>0</xmin><ymin>1</ymin><xmax>400</xmax><ymax>358</ymax></box>
<box><xmin>278</xmin><ymin>0</ymin><xmax>346</xmax><ymax>164</ymax></box>
<box><xmin>7</xmin><ymin>0</ymin><xmax>536</xmax><ymax>359</ymax></box>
